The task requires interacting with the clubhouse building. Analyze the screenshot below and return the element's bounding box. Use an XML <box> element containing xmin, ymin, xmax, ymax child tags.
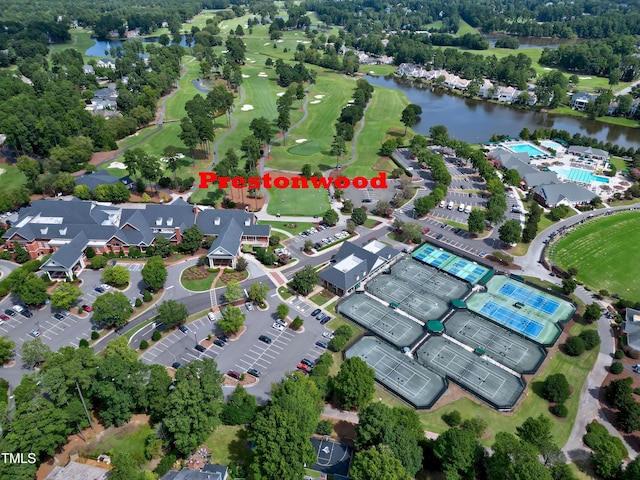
<box><xmin>3</xmin><ymin>198</ymin><xmax>270</xmax><ymax>279</ymax></box>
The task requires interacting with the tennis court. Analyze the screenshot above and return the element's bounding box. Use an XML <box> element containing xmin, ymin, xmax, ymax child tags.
<box><xmin>391</xmin><ymin>258</ymin><xmax>470</xmax><ymax>301</ymax></box>
<box><xmin>346</xmin><ymin>337</ymin><xmax>447</xmax><ymax>409</ymax></box>
<box><xmin>338</xmin><ymin>294</ymin><xmax>425</xmax><ymax>347</ymax></box>
<box><xmin>366</xmin><ymin>275</ymin><xmax>449</xmax><ymax>322</ymax></box>
<box><xmin>479</xmin><ymin>301</ymin><xmax>544</xmax><ymax>338</ymax></box>
<box><xmin>412</xmin><ymin>243</ymin><xmax>492</xmax><ymax>285</ymax></box>
<box><xmin>445</xmin><ymin>311</ymin><xmax>546</xmax><ymax>374</ymax></box>
<box><xmin>417</xmin><ymin>336</ymin><xmax>525</xmax><ymax>410</ymax></box>
<box><xmin>498</xmin><ymin>281</ymin><xmax>559</xmax><ymax>315</ymax></box>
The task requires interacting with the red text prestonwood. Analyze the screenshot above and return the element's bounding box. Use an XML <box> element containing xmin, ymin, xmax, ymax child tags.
<box><xmin>198</xmin><ymin>171</ymin><xmax>388</xmax><ymax>189</ymax></box>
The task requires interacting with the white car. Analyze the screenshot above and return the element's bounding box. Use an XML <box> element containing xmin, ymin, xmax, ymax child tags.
<box><xmin>29</xmin><ymin>329</ymin><xmax>41</xmax><ymax>338</ymax></box>
<box><xmin>322</xmin><ymin>330</ymin><xmax>335</xmax><ymax>339</ymax></box>
<box><xmin>101</xmin><ymin>283</ymin><xmax>111</xmax><ymax>290</ymax></box>
<box><xmin>272</xmin><ymin>322</ymin><xmax>285</xmax><ymax>331</ymax></box>
<box><xmin>207</xmin><ymin>312</ymin><xmax>217</xmax><ymax>321</ymax></box>
<box><xmin>245</xmin><ymin>301</ymin><xmax>254</xmax><ymax>311</ymax></box>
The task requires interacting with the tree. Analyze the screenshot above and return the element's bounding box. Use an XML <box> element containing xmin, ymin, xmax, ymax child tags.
<box><xmin>434</xmin><ymin>426</ymin><xmax>480</xmax><ymax>480</ymax></box>
<box><xmin>224</xmin><ymin>280</ymin><xmax>242</xmax><ymax>303</ymax></box>
<box><xmin>291</xmin><ymin>316</ymin><xmax>303</xmax><ymax>330</ymax></box>
<box><xmin>15</xmin><ymin>274</ymin><xmax>48</xmax><ymax>306</ymax></box>
<box><xmin>618</xmin><ymin>399</ymin><xmax>640</xmax><ymax>433</ymax></box>
<box><xmin>401</xmin><ymin>104</ymin><xmax>422</xmax><ymax>135</ymax></box>
<box><xmin>351</xmin><ymin>207</ymin><xmax>367</xmax><ymax>226</ymax></box>
<box><xmin>504</xmin><ymin>169</ymin><xmax>522</xmax><ymax>186</ymax></box>
<box><xmin>350</xmin><ymin>445</ymin><xmax>412</xmax><ymax>480</ymax></box>
<box><xmin>141</xmin><ymin>256</ymin><xmax>167</xmax><ymax>292</ymax></box>
<box><xmin>0</xmin><ymin>336</ymin><xmax>15</xmax><ymax>363</ymax></box>
<box><xmin>50</xmin><ymin>283</ymin><xmax>82</xmax><ymax>310</ymax></box>
<box><xmin>604</xmin><ymin>378</ymin><xmax>634</xmax><ymax>410</ymax></box>
<box><xmin>549</xmin><ymin>205</ymin><xmax>571</xmax><ymax>221</ymax></box>
<box><xmin>13</xmin><ymin>244</ymin><xmax>30</xmax><ymax>264</ymax></box>
<box><xmin>149</xmin><ymin>236</ymin><xmax>173</xmax><ymax>258</ymax></box>
<box><xmin>542</xmin><ymin>373</ymin><xmax>571</xmax><ymax>403</ymax></box>
<box><xmin>179</xmin><ymin>225</ymin><xmax>203</xmax><ymax>254</ymax></box>
<box><xmin>583</xmin><ymin>303</ymin><xmax>602</xmax><ymax>323</ymax></box>
<box><xmin>248</xmin><ymin>282</ymin><xmax>269</xmax><ymax>304</ymax></box>
<box><xmin>163</xmin><ymin>145</ymin><xmax>180</xmax><ymax>189</ymax></box>
<box><xmin>276</xmin><ymin>303</ymin><xmax>290</xmax><ymax>320</ymax></box>
<box><xmin>375</xmin><ymin>200</ymin><xmax>393</xmax><ymax>218</ymax></box>
<box><xmin>92</xmin><ymin>291</ymin><xmax>133</xmax><ymax>328</ymax></box>
<box><xmin>249</xmin><ymin>116</ymin><xmax>273</xmax><ymax>148</ymax></box>
<box><xmin>624</xmin><ymin>457</ymin><xmax>640</xmax><ymax>480</ymax></box>
<box><xmin>110</xmin><ymin>452</ymin><xmax>147</xmax><ymax>480</ymax></box>
<box><xmin>289</xmin><ymin>266</ymin><xmax>319</xmax><ymax>296</ymax></box>
<box><xmin>101</xmin><ymin>265</ymin><xmax>130</xmax><ymax>287</ymax></box>
<box><xmin>16</xmin><ymin>156</ymin><xmax>41</xmax><ymax>189</ymax></box>
<box><xmin>163</xmin><ymin>359</ymin><xmax>223</xmax><ymax>455</ymax></box>
<box><xmin>330</xmin><ymin>135</ymin><xmax>347</xmax><ymax>167</ymax></box>
<box><xmin>218</xmin><ymin>306</ymin><xmax>245</xmax><ymax>334</ymax></box>
<box><xmin>157</xmin><ymin>300</ymin><xmax>188</xmax><ymax>329</ymax></box>
<box><xmin>398</xmin><ymin>222</ymin><xmax>423</xmax><ymax>243</ymax></box>
<box><xmin>303</xmin><ymin>239</ymin><xmax>314</xmax><ymax>252</ymax></box>
<box><xmin>591</xmin><ymin>436</ymin><xmax>624</xmax><ymax>479</ymax></box>
<box><xmin>333</xmin><ymin>357</ymin><xmax>375</xmax><ymax>410</ymax></box>
<box><xmin>579</xmin><ymin>329</ymin><xmax>600</xmax><ymax>350</ymax></box>
<box><xmin>468</xmin><ymin>209</ymin><xmax>486</xmax><ymax>234</ymax></box>
<box><xmin>20</xmin><ymin>337</ymin><xmax>51</xmax><ymax>368</ymax></box>
<box><xmin>301</xmin><ymin>163</ymin><xmax>312</xmax><ymax>178</ymax></box>
<box><xmin>561</xmin><ymin>277</ymin><xmax>578</xmax><ymax>295</ymax></box>
<box><xmin>322</xmin><ymin>209</ymin><xmax>339</xmax><ymax>226</ymax></box>
<box><xmin>498</xmin><ymin>219</ymin><xmax>522</xmax><ymax>245</ymax></box>
<box><xmin>221</xmin><ymin>385</ymin><xmax>258</xmax><ymax>425</ymax></box>
<box><xmin>73</xmin><ymin>184</ymin><xmax>92</xmax><ymax>200</ymax></box>
<box><xmin>516</xmin><ymin>415</ymin><xmax>554</xmax><ymax>453</ymax></box>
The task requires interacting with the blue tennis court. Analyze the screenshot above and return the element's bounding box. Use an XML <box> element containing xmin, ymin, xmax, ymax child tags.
<box><xmin>479</xmin><ymin>301</ymin><xmax>544</xmax><ymax>339</ymax></box>
<box><xmin>499</xmin><ymin>282</ymin><xmax>559</xmax><ymax>315</ymax></box>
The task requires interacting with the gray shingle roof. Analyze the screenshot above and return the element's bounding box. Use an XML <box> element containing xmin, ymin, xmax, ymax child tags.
<box><xmin>41</xmin><ymin>232</ymin><xmax>89</xmax><ymax>270</ymax></box>
<box><xmin>207</xmin><ymin>219</ymin><xmax>243</xmax><ymax>257</ymax></box>
<box><xmin>75</xmin><ymin>171</ymin><xmax>121</xmax><ymax>192</ymax></box>
<box><xmin>533</xmin><ymin>183</ymin><xmax>596</xmax><ymax>206</ymax></box>
<box><xmin>623</xmin><ymin>308</ymin><xmax>640</xmax><ymax>351</ymax></box>
<box><xmin>160</xmin><ymin>464</ymin><xmax>227</xmax><ymax>480</ymax></box>
<box><xmin>522</xmin><ymin>171</ymin><xmax>559</xmax><ymax>187</ymax></box>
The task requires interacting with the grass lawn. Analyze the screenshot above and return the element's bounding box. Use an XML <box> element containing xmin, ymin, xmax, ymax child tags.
<box><xmin>164</xmin><ymin>57</ymin><xmax>204</xmax><ymax>122</ymax></box>
<box><xmin>610</xmin><ymin>156</ymin><xmax>628</xmax><ymax>171</ymax></box>
<box><xmin>310</xmin><ymin>289</ymin><xmax>334</xmax><ymax>306</ymax></box>
<box><xmin>550</xmin><ymin>211</ymin><xmax>640</xmax><ymax>301</ymax></box>
<box><xmin>203</xmin><ymin>425</ymin><xmax>252</xmax><ymax>467</ymax></box>
<box><xmin>0</xmin><ymin>164</ymin><xmax>27</xmax><ymax>192</ymax></box>
<box><xmin>278</xmin><ymin>285</ymin><xmax>292</xmax><ymax>299</ymax></box>
<box><xmin>258</xmin><ymin>220</ymin><xmax>315</xmax><ymax>235</ymax></box>
<box><xmin>342</xmin><ymin>86</ymin><xmax>409</xmax><ymax>178</ymax></box>
<box><xmin>266</xmin><ymin>185</ymin><xmax>329</xmax><ymax>216</ymax></box>
<box><xmin>362</xmin><ymin>218</ymin><xmax>380</xmax><ymax>228</ymax></box>
<box><xmin>181</xmin><ymin>272</ymin><xmax>216</xmax><ymax>291</ymax></box>
<box><xmin>49</xmin><ymin>29</ymin><xmax>96</xmax><ymax>62</ymax></box>
<box><xmin>418</xmin><ymin>343</ymin><xmax>598</xmax><ymax>447</ymax></box>
<box><xmin>287</xmin><ymin>140</ymin><xmax>322</xmax><ymax>156</ymax></box>
<box><xmin>86</xmin><ymin>422</ymin><xmax>153</xmax><ymax>464</ymax></box>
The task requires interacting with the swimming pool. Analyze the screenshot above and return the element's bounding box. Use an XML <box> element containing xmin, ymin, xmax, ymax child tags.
<box><xmin>550</xmin><ymin>167</ymin><xmax>609</xmax><ymax>184</ymax></box>
<box><xmin>506</xmin><ymin>143</ymin><xmax>546</xmax><ymax>157</ymax></box>
<box><xmin>540</xmin><ymin>140</ymin><xmax>563</xmax><ymax>152</ymax></box>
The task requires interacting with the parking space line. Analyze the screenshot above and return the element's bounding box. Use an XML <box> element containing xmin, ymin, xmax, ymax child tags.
<box><xmin>262</xmin><ymin>352</ymin><xmax>276</xmax><ymax>360</ymax></box>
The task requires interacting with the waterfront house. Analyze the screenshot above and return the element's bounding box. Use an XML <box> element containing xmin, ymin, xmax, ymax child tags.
<box><xmin>570</xmin><ymin>92</ymin><xmax>597</xmax><ymax>111</ymax></box>
<box><xmin>96</xmin><ymin>58</ymin><xmax>116</xmax><ymax>69</ymax></box>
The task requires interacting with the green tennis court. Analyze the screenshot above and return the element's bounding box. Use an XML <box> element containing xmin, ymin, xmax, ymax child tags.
<box><xmin>412</xmin><ymin>243</ymin><xmax>492</xmax><ymax>285</ymax></box>
<box><xmin>392</xmin><ymin>258</ymin><xmax>470</xmax><ymax>301</ymax></box>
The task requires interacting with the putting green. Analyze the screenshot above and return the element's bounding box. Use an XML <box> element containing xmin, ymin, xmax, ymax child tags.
<box><xmin>550</xmin><ymin>211</ymin><xmax>640</xmax><ymax>301</ymax></box>
<box><xmin>287</xmin><ymin>141</ymin><xmax>321</xmax><ymax>156</ymax></box>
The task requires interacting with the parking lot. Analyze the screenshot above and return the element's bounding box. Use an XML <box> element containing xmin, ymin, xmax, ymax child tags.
<box><xmin>288</xmin><ymin>224</ymin><xmax>353</xmax><ymax>252</ymax></box>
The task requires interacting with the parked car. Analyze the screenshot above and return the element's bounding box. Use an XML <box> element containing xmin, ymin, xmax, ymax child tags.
<box><xmin>297</xmin><ymin>363</ymin><xmax>312</xmax><ymax>373</ymax></box>
<box><xmin>258</xmin><ymin>335</ymin><xmax>272</xmax><ymax>344</ymax></box>
<box><xmin>311</xmin><ymin>308</ymin><xmax>321</xmax><ymax>317</ymax></box>
<box><xmin>171</xmin><ymin>362</ymin><xmax>182</xmax><ymax>369</ymax></box>
<box><xmin>272</xmin><ymin>322</ymin><xmax>285</xmax><ymax>332</ymax></box>
<box><xmin>94</xmin><ymin>286</ymin><xmax>105</xmax><ymax>294</ymax></box>
<box><xmin>0</xmin><ymin>314</ymin><xmax>9</xmax><ymax>322</ymax></box>
<box><xmin>207</xmin><ymin>312</ymin><xmax>217</xmax><ymax>321</ymax></box>
<box><xmin>301</xmin><ymin>358</ymin><xmax>315</xmax><ymax>368</ymax></box>
<box><xmin>245</xmin><ymin>301</ymin><xmax>254</xmax><ymax>311</ymax></box>
<box><xmin>53</xmin><ymin>313</ymin><xmax>65</xmax><ymax>321</ymax></box>
<box><xmin>227</xmin><ymin>370</ymin><xmax>242</xmax><ymax>380</ymax></box>
<box><xmin>4</xmin><ymin>309</ymin><xmax>15</xmax><ymax>317</ymax></box>
<box><xmin>29</xmin><ymin>329</ymin><xmax>40</xmax><ymax>338</ymax></box>
<box><xmin>322</xmin><ymin>330</ymin><xmax>335</xmax><ymax>339</ymax></box>
<box><xmin>247</xmin><ymin>368</ymin><xmax>261</xmax><ymax>377</ymax></box>
<box><xmin>12</xmin><ymin>305</ymin><xmax>24</xmax><ymax>314</ymax></box>
<box><xmin>320</xmin><ymin>316</ymin><xmax>331</xmax><ymax>325</ymax></box>
<box><xmin>100</xmin><ymin>284</ymin><xmax>111</xmax><ymax>291</ymax></box>
<box><xmin>213</xmin><ymin>339</ymin><xmax>225</xmax><ymax>347</ymax></box>
<box><xmin>423</xmin><ymin>227</ymin><xmax>430</xmax><ymax>234</ymax></box>
<box><xmin>315</xmin><ymin>340</ymin><xmax>329</xmax><ymax>349</ymax></box>
<box><xmin>216</xmin><ymin>333</ymin><xmax>229</xmax><ymax>343</ymax></box>
<box><xmin>82</xmin><ymin>305</ymin><xmax>92</xmax><ymax>312</ymax></box>
<box><xmin>195</xmin><ymin>344</ymin><xmax>206</xmax><ymax>352</ymax></box>
<box><xmin>179</xmin><ymin>325</ymin><xmax>189</xmax><ymax>333</ymax></box>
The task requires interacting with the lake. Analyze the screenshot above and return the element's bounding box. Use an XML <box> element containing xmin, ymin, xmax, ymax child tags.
<box><xmin>85</xmin><ymin>35</ymin><xmax>187</xmax><ymax>57</ymax></box>
<box><xmin>366</xmin><ymin>75</ymin><xmax>640</xmax><ymax>149</ymax></box>
<box><xmin>482</xmin><ymin>35</ymin><xmax>578</xmax><ymax>50</ymax></box>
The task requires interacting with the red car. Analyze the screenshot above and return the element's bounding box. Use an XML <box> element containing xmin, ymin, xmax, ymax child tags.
<box><xmin>0</xmin><ymin>314</ymin><xmax>9</xmax><ymax>321</ymax></box>
<box><xmin>227</xmin><ymin>370</ymin><xmax>241</xmax><ymax>380</ymax></box>
<box><xmin>297</xmin><ymin>363</ymin><xmax>312</xmax><ymax>373</ymax></box>
<box><xmin>423</xmin><ymin>227</ymin><xmax>430</xmax><ymax>234</ymax></box>
<box><xmin>82</xmin><ymin>304</ymin><xmax>92</xmax><ymax>312</ymax></box>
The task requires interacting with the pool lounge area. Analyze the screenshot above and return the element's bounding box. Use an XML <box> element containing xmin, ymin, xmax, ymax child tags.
<box><xmin>507</xmin><ymin>142</ymin><xmax>546</xmax><ymax>157</ymax></box>
<box><xmin>550</xmin><ymin>166</ymin><xmax>609</xmax><ymax>184</ymax></box>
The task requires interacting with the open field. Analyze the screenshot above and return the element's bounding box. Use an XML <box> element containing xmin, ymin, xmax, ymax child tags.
<box><xmin>203</xmin><ymin>425</ymin><xmax>252</xmax><ymax>467</ymax></box>
<box><xmin>550</xmin><ymin>211</ymin><xmax>640</xmax><ymax>301</ymax></box>
<box><xmin>0</xmin><ymin>164</ymin><xmax>27</xmax><ymax>192</ymax></box>
<box><xmin>266</xmin><ymin>183</ymin><xmax>330</xmax><ymax>216</ymax></box>
<box><xmin>164</xmin><ymin>57</ymin><xmax>204</xmax><ymax>121</ymax></box>
<box><xmin>258</xmin><ymin>220</ymin><xmax>316</xmax><ymax>235</ymax></box>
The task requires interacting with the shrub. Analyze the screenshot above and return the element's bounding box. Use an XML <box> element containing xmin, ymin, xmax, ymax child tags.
<box><xmin>143</xmin><ymin>290</ymin><xmax>152</xmax><ymax>302</ymax></box>
<box><xmin>154</xmin><ymin>454</ymin><xmax>177</xmax><ymax>477</ymax></box>
<box><xmin>615</xmin><ymin>349</ymin><xmax>625</xmax><ymax>359</ymax></box>
<box><xmin>634</xmin><ymin>388</ymin><xmax>640</xmax><ymax>395</ymax></box>
<box><xmin>316</xmin><ymin>419</ymin><xmax>333</xmax><ymax>436</ymax></box>
<box><xmin>135</xmin><ymin>298</ymin><xmax>142</xmax><ymax>307</ymax></box>
<box><xmin>565</xmin><ymin>336</ymin><xmax>585</xmax><ymax>356</ymax></box>
<box><xmin>85</xmin><ymin>247</ymin><xmax>96</xmax><ymax>259</ymax></box>
<box><xmin>542</xmin><ymin>373</ymin><xmax>571</xmax><ymax>403</ymax></box>
<box><xmin>623</xmin><ymin>346</ymin><xmax>640</xmax><ymax>359</ymax></box>
<box><xmin>550</xmin><ymin>403</ymin><xmax>568</xmax><ymax>418</ymax></box>
<box><xmin>152</xmin><ymin>330</ymin><xmax>161</xmax><ymax>341</ymax></box>
<box><xmin>0</xmin><ymin>251</ymin><xmax>11</xmax><ymax>260</ymax></box>
<box><xmin>579</xmin><ymin>329</ymin><xmax>600</xmax><ymax>350</ymax></box>
<box><xmin>328</xmin><ymin>325</ymin><xmax>354</xmax><ymax>352</ymax></box>
<box><xmin>79</xmin><ymin>339</ymin><xmax>89</xmax><ymax>348</ymax></box>
<box><xmin>610</xmin><ymin>362</ymin><xmax>624</xmax><ymax>374</ymax></box>
<box><xmin>158</xmin><ymin>177</ymin><xmax>172</xmax><ymax>188</ymax></box>
<box><xmin>291</xmin><ymin>316</ymin><xmax>303</xmax><ymax>330</ymax></box>
<box><xmin>89</xmin><ymin>256</ymin><xmax>107</xmax><ymax>269</ymax></box>
<box><xmin>139</xmin><ymin>340</ymin><xmax>149</xmax><ymax>350</ymax></box>
<box><xmin>442</xmin><ymin>410</ymin><xmax>462</xmax><ymax>427</ymax></box>
<box><xmin>90</xmin><ymin>331</ymin><xmax>100</xmax><ymax>340</ymax></box>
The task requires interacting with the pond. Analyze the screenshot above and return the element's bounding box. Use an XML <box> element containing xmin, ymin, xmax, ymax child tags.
<box><xmin>85</xmin><ymin>35</ymin><xmax>187</xmax><ymax>57</ymax></box>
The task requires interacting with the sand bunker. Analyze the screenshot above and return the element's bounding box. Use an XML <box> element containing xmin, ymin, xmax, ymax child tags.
<box><xmin>263</xmin><ymin>42</ymin><xmax>270</xmax><ymax>46</ymax></box>
<box><xmin>240</xmin><ymin>104</ymin><xmax>255</xmax><ymax>111</ymax></box>
<box><xmin>221</xmin><ymin>50</ymin><xmax>228</xmax><ymax>53</ymax></box>
<box><xmin>579</xmin><ymin>76</ymin><xmax>592</xmax><ymax>80</ymax></box>
<box><xmin>347</xmin><ymin>99</ymin><xmax>355</xmax><ymax>104</ymax></box>
<box><xmin>258</xmin><ymin>72</ymin><xmax>268</xmax><ymax>77</ymax></box>
<box><xmin>0</xmin><ymin>168</ymin><xmax>6</xmax><ymax>175</ymax></box>
<box><xmin>310</xmin><ymin>100</ymin><xmax>321</xmax><ymax>104</ymax></box>
<box><xmin>276</xmin><ymin>92</ymin><xmax>286</xmax><ymax>97</ymax></box>
<box><xmin>295</xmin><ymin>138</ymin><xmax>307</xmax><ymax>143</ymax></box>
<box><xmin>109</xmin><ymin>162</ymin><xmax>127</xmax><ymax>169</ymax></box>
<box><xmin>543</xmin><ymin>67</ymin><xmax>552</xmax><ymax>71</ymax></box>
<box><xmin>296</xmin><ymin>40</ymin><xmax>302</xmax><ymax>43</ymax></box>
<box><xmin>241</xmin><ymin>74</ymin><xmax>250</xmax><ymax>78</ymax></box>
<box><xmin>277</xmin><ymin>39</ymin><xmax>284</xmax><ymax>43</ymax></box>
<box><xmin>314</xmin><ymin>95</ymin><xmax>325</xmax><ymax>99</ymax></box>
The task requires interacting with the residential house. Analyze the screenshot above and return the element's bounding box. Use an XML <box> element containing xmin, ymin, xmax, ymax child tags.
<box><xmin>319</xmin><ymin>240</ymin><xmax>401</xmax><ymax>296</ymax></box>
<box><xmin>83</xmin><ymin>65</ymin><xmax>95</xmax><ymax>75</ymax></box>
<box><xmin>494</xmin><ymin>86</ymin><xmax>518</xmax><ymax>102</ymax></box>
<box><xmin>569</xmin><ymin>92</ymin><xmax>597</xmax><ymax>111</ymax></box>
<box><xmin>3</xmin><ymin>198</ymin><xmax>270</xmax><ymax>279</ymax></box>
<box><xmin>478</xmin><ymin>79</ymin><xmax>495</xmax><ymax>98</ymax></box>
<box><xmin>96</xmin><ymin>58</ymin><xmax>116</xmax><ymax>69</ymax></box>
<box><xmin>566</xmin><ymin>145</ymin><xmax>609</xmax><ymax>161</ymax></box>
<box><xmin>532</xmin><ymin>182</ymin><xmax>596</xmax><ymax>208</ymax></box>
<box><xmin>622</xmin><ymin>308</ymin><xmax>640</xmax><ymax>351</ymax></box>
<box><xmin>125</xmin><ymin>29</ymin><xmax>140</xmax><ymax>38</ymax></box>
<box><xmin>161</xmin><ymin>463</ymin><xmax>228</xmax><ymax>480</ymax></box>
<box><xmin>630</xmin><ymin>98</ymin><xmax>640</xmax><ymax>117</ymax></box>
<box><xmin>44</xmin><ymin>460</ymin><xmax>110</xmax><ymax>480</ymax></box>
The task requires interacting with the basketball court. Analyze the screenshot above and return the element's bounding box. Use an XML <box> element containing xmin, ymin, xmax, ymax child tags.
<box><xmin>346</xmin><ymin>337</ymin><xmax>447</xmax><ymax>409</ymax></box>
<box><xmin>417</xmin><ymin>336</ymin><xmax>525</xmax><ymax>410</ymax></box>
<box><xmin>309</xmin><ymin>438</ymin><xmax>352</xmax><ymax>477</ymax></box>
<box><xmin>338</xmin><ymin>294</ymin><xmax>425</xmax><ymax>347</ymax></box>
<box><xmin>445</xmin><ymin>311</ymin><xmax>546</xmax><ymax>374</ymax></box>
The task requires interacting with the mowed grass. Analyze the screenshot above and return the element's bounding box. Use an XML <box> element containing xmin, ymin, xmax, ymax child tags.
<box><xmin>550</xmin><ymin>211</ymin><xmax>640</xmax><ymax>301</ymax></box>
<box><xmin>266</xmin><ymin>184</ymin><xmax>330</xmax><ymax>216</ymax></box>
<box><xmin>49</xmin><ymin>29</ymin><xmax>97</xmax><ymax>62</ymax></box>
<box><xmin>203</xmin><ymin>425</ymin><xmax>252</xmax><ymax>467</ymax></box>
<box><xmin>164</xmin><ymin>57</ymin><xmax>204</xmax><ymax>121</ymax></box>
<box><xmin>342</xmin><ymin>86</ymin><xmax>409</xmax><ymax>178</ymax></box>
<box><xmin>287</xmin><ymin>141</ymin><xmax>322</xmax><ymax>156</ymax></box>
<box><xmin>258</xmin><ymin>220</ymin><xmax>316</xmax><ymax>235</ymax></box>
<box><xmin>0</xmin><ymin>164</ymin><xmax>27</xmax><ymax>192</ymax></box>
<box><xmin>418</xmin><ymin>338</ymin><xmax>598</xmax><ymax>447</ymax></box>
